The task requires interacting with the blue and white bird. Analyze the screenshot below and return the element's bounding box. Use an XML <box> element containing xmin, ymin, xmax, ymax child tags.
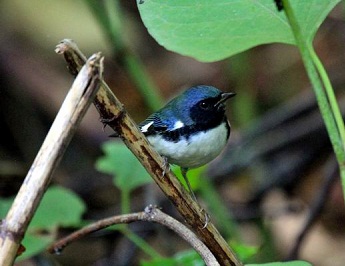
<box><xmin>139</xmin><ymin>85</ymin><xmax>235</xmax><ymax>199</ymax></box>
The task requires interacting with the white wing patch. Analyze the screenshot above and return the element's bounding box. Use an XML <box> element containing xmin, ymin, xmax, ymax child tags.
<box><xmin>141</xmin><ymin>121</ymin><xmax>154</xmax><ymax>133</ymax></box>
<box><xmin>172</xmin><ymin>120</ymin><xmax>184</xmax><ymax>130</ymax></box>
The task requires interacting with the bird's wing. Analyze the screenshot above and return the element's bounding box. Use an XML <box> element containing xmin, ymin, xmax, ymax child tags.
<box><xmin>139</xmin><ymin>114</ymin><xmax>169</xmax><ymax>135</ymax></box>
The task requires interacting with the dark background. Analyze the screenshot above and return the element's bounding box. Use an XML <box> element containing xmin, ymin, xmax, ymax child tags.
<box><xmin>1</xmin><ymin>1</ymin><xmax>345</xmax><ymax>265</ymax></box>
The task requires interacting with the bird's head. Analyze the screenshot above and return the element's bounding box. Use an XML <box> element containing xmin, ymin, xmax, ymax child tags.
<box><xmin>168</xmin><ymin>85</ymin><xmax>235</xmax><ymax>126</ymax></box>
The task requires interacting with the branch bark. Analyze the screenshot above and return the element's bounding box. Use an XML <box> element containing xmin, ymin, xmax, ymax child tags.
<box><xmin>0</xmin><ymin>54</ymin><xmax>103</xmax><ymax>265</ymax></box>
<box><xmin>55</xmin><ymin>39</ymin><xmax>242</xmax><ymax>266</ymax></box>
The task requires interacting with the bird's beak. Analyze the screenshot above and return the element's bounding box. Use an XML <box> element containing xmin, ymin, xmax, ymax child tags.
<box><xmin>215</xmin><ymin>92</ymin><xmax>236</xmax><ymax>108</ymax></box>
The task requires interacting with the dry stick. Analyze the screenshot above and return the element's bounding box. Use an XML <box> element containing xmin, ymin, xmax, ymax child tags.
<box><xmin>55</xmin><ymin>39</ymin><xmax>242</xmax><ymax>266</ymax></box>
<box><xmin>48</xmin><ymin>205</ymin><xmax>219</xmax><ymax>266</ymax></box>
<box><xmin>0</xmin><ymin>54</ymin><xmax>103</xmax><ymax>266</ymax></box>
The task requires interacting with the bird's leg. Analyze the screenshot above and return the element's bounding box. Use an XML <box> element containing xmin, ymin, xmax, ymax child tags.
<box><xmin>181</xmin><ymin>167</ymin><xmax>197</xmax><ymax>201</ymax></box>
<box><xmin>181</xmin><ymin>167</ymin><xmax>210</xmax><ymax>228</ymax></box>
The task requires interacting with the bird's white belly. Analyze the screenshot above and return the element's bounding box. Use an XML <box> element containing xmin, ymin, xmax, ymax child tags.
<box><xmin>147</xmin><ymin>123</ymin><xmax>229</xmax><ymax>169</ymax></box>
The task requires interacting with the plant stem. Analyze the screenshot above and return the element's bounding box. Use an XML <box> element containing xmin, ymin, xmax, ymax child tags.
<box><xmin>103</xmin><ymin>0</ymin><xmax>123</xmax><ymax>51</ymax></box>
<box><xmin>228</xmin><ymin>52</ymin><xmax>257</xmax><ymax>126</ymax></box>
<box><xmin>199</xmin><ymin>178</ymin><xmax>239</xmax><ymax>241</ymax></box>
<box><xmin>307</xmin><ymin>44</ymin><xmax>345</xmax><ymax>149</ymax></box>
<box><xmin>121</xmin><ymin>189</ymin><xmax>131</xmax><ymax>214</ymax></box>
<box><xmin>282</xmin><ymin>0</ymin><xmax>345</xmax><ymax>195</ymax></box>
<box><xmin>120</xmin><ymin>226</ymin><xmax>163</xmax><ymax>259</ymax></box>
<box><xmin>85</xmin><ymin>0</ymin><xmax>163</xmax><ymax>111</ymax></box>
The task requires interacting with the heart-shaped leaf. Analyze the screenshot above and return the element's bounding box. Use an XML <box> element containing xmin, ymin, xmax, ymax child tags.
<box><xmin>138</xmin><ymin>0</ymin><xmax>340</xmax><ymax>62</ymax></box>
<box><xmin>96</xmin><ymin>141</ymin><xmax>152</xmax><ymax>192</ymax></box>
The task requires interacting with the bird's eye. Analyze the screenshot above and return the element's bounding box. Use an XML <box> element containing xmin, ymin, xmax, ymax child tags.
<box><xmin>199</xmin><ymin>101</ymin><xmax>210</xmax><ymax>110</ymax></box>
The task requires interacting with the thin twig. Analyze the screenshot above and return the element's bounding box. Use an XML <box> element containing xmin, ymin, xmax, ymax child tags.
<box><xmin>282</xmin><ymin>0</ymin><xmax>345</xmax><ymax>203</ymax></box>
<box><xmin>85</xmin><ymin>0</ymin><xmax>164</xmax><ymax>110</ymax></box>
<box><xmin>48</xmin><ymin>205</ymin><xmax>219</xmax><ymax>266</ymax></box>
<box><xmin>55</xmin><ymin>39</ymin><xmax>242</xmax><ymax>266</ymax></box>
<box><xmin>287</xmin><ymin>157</ymin><xmax>338</xmax><ymax>260</ymax></box>
<box><xmin>0</xmin><ymin>54</ymin><xmax>103</xmax><ymax>265</ymax></box>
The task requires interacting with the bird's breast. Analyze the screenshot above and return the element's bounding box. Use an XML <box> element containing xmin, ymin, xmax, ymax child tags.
<box><xmin>147</xmin><ymin>121</ymin><xmax>229</xmax><ymax>169</ymax></box>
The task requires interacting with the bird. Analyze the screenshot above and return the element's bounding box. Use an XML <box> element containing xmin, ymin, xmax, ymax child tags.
<box><xmin>139</xmin><ymin>85</ymin><xmax>235</xmax><ymax>200</ymax></box>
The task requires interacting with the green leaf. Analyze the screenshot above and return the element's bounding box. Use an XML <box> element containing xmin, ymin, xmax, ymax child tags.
<box><xmin>30</xmin><ymin>186</ymin><xmax>86</xmax><ymax>229</ymax></box>
<box><xmin>141</xmin><ymin>257</ymin><xmax>176</xmax><ymax>266</ymax></box>
<box><xmin>20</xmin><ymin>231</ymin><xmax>55</xmax><ymax>261</ymax></box>
<box><xmin>20</xmin><ymin>186</ymin><xmax>85</xmax><ymax>259</ymax></box>
<box><xmin>246</xmin><ymin>261</ymin><xmax>312</xmax><ymax>266</ymax></box>
<box><xmin>0</xmin><ymin>186</ymin><xmax>85</xmax><ymax>230</ymax></box>
<box><xmin>138</xmin><ymin>0</ymin><xmax>340</xmax><ymax>62</ymax></box>
<box><xmin>141</xmin><ymin>249</ymin><xmax>203</xmax><ymax>266</ymax></box>
<box><xmin>0</xmin><ymin>197</ymin><xmax>13</xmax><ymax>218</ymax></box>
<box><xmin>231</xmin><ymin>242</ymin><xmax>258</xmax><ymax>262</ymax></box>
<box><xmin>173</xmin><ymin>249</ymin><xmax>204</xmax><ymax>266</ymax></box>
<box><xmin>96</xmin><ymin>141</ymin><xmax>152</xmax><ymax>192</ymax></box>
<box><xmin>0</xmin><ymin>186</ymin><xmax>86</xmax><ymax>261</ymax></box>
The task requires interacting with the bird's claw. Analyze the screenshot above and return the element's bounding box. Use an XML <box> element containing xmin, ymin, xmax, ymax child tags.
<box><xmin>201</xmin><ymin>209</ymin><xmax>210</xmax><ymax>229</ymax></box>
<box><xmin>100</xmin><ymin>110</ymin><xmax>125</xmax><ymax>133</ymax></box>
<box><xmin>161</xmin><ymin>156</ymin><xmax>169</xmax><ymax>177</ymax></box>
<box><xmin>100</xmin><ymin>115</ymin><xmax>117</xmax><ymax>126</ymax></box>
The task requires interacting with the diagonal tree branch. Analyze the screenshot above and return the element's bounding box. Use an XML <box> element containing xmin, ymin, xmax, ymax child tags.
<box><xmin>55</xmin><ymin>39</ymin><xmax>242</xmax><ymax>266</ymax></box>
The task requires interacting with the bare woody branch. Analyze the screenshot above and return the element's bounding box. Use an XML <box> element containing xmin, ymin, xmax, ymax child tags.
<box><xmin>0</xmin><ymin>54</ymin><xmax>103</xmax><ymax>266</ymax></box>
<box><xmin>48</xmin><ymin>205</ymin><xmax>219</xmax><ymax>266</ymax></box>
<box><xmin>55</xmin><ymin>39</ymin><xmax>242</xmax><ymax>266</ymax></box>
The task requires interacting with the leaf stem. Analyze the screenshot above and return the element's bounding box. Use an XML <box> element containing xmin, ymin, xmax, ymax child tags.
<box><xmin>282</xmin><ymin>0</ymin><xmax>345</xmax><ymax>195</ymax></box>
<box><xmin>120</xmin><ymin>226</ymin><xmax>163</xmax><ymax>259</ymax></box>
<box><xmin>199</xmin><ymin>178</ymin><xmax>239</xmax><ymax>240</ymax></box>
<box><xmin>307</xmin><ymin>44</ymin><xmax>345</xmax><ymax>149</ymax></box>
<box><xmin>121</xmin><ymin>189</ymin><xmax>131</xmax><ymax>214</ymax></box>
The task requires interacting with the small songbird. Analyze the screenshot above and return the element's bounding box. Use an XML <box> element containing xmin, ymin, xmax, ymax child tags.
<box><xmin>139</xmin><ymin>85</ymin><xmax>235</xmax><ymax>200</ymax></box>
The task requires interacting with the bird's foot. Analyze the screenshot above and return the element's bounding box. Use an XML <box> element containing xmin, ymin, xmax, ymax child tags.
<box><xmin>100</xmin><ymin>115</ymin><xmax>117</xmax><ymax>127</ymax></box>
<box><xmin>100</xmin><ymin>111</ymin><xmax>125</xmax><ymax>136</ymax></box>
<box><xmin>200</xmin><ymin>208</ymin><xmax>211</xmax><ymax>229</ymax></box>
<box><xmin>161</xmin><ymin>156</ymin><xmax>170</xmax><ymax>177</ymax></box>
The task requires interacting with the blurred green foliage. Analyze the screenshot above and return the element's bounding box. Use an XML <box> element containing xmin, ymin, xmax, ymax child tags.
<box><xmin>96</xmin><ymin>141</ymin><xmax>152</xmax><ymax>194</ymax></box>
<box><xmin>0</xmin><ymin>186</ymin><xmax>85</xmax><ymax>260</ymax></box>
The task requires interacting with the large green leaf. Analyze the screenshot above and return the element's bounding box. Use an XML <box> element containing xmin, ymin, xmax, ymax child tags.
<box><xmin>0</xmin><ymin>186</ymin><xmax>85</xmax><ymax>261</ymax></box>
<box><xmin>141</xmin><ymin>249</ymin><xmax>204</xmax><ymax>266</ymax></box>
<box><xmin>138</xmin><ymin>0</ymin><xmax>340</xmax><ymax>62</ymax></box>
<box><xmin>29</xmin><ymin>186</ymin><xmax>86</xmax><ymax>229</ymax></box>
<box><xmin>246</xmin><ymin>261</ymin><xmax>312</xmax><ymax>266</ymax></box>
<box><xmin>21</xmin><ymin>186</ymin><xmax>86</xmax><ymax>260</ymax></box>
<box><xmin>0</xmin><ymin>186</ymin><xmax>85</xmax><ymax>230</ymax></box>
<box><xmin>96</xmin><ymin>141</ymin><xmax>152</xmax><ymax>192</ymax></box>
